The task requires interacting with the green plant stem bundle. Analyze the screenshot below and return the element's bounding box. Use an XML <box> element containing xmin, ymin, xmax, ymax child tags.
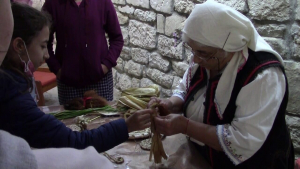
<box><xmin>49</xmin><ymin>106</ymin><xmax>117</xmax><ymax>120</ymax></box>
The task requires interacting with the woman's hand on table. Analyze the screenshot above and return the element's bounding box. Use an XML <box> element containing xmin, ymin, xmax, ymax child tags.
<box><xmin>154</xmin><ymin>114</ymin><xmax>188</xmax><ymax>136</ymax></box>
<box><xmin>125</xmin><ymin>109</ymin><xmax>153</xmax><ymax>133</ymax></box>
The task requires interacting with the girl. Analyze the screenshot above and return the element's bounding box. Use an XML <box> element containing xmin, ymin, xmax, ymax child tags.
<box><xmin>0</xmin><ymin>2</ymin><xmax>152</xmax><ymax>153</ymax></box>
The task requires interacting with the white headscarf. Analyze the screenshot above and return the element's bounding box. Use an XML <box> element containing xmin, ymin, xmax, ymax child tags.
<box><xmin>182</xmin><ymin>0</ymin><xmax>283</xmax><ymax>119</ymax></box>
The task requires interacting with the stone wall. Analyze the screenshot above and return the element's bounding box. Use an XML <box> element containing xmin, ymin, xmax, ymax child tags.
<box><xmin>31</xmin><ymin>0</ymin><xmax>300</xmax><ymax>157</ymax></box>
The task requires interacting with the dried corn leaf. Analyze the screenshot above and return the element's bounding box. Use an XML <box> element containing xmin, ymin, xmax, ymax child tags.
<box><xmin>149</xmin><ymin>103</ymin><xmax>168</xmax><ymax>163</ymax></box>
<box><xmin>126</xmin><ymin>95</ymin><xmax>147</xmax><ymax>109</ymax></box>
<box><xmin>121</xmin><ymin>85</ymin><xmax>160</xmax><ymax>97</ymax></box>
<box><xmin>139</xmin><ymin>97</ymin><xmax>151</xmax><ymax>102</ymax></box>
<box><xmin>118</xmin><ymin>97</ymin><xmax>144</xmax><ymax>110</ymax></box>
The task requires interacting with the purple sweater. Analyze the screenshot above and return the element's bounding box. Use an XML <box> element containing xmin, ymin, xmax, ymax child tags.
<box><xmin>42</xmin><ymin>0</ymin><xmax>124</xmax><ymax>87</ymax></box>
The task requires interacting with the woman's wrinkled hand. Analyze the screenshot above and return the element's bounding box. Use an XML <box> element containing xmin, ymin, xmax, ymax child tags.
<box><xmin>154</xmin><ymin>114</ymin><xmax>188</xmax><ymax>136</ymax></box>
<box><xmin>125</xmin><ymin>109</ymin><xmax>153</xmax><ymax>133</ymax></box>
<box><xmin>147</xmin><ymin>97</ymin><xmax>173</xmax><ymax>115</ymax></box>
<box><xmin>147</xmin><ymin>97</ymin><xmax>161</xmax><ymax>108</ymax></box>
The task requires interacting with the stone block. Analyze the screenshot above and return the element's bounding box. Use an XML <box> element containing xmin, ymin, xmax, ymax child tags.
<box><xmin>248</xmin><ymin>0</ymin><xmax>290</xmax><ymax>21</ymax></box>
<box><xmin>174</xmin><ymin>0</ymin><xmax>194</xmax><ymax>14</ymax></box>
<box><xmin>284</xmin><ymin>61</ymin><xmax>300</xmax><ymax>116</ymax></box>
<box><xmin>286</xmin><ymin>115</ymin><xmax>300</xmax><ymax>152</ymax></box>
<box><xmin>296</xmin><ymin>0</ymin><xmax>300</xmax><ymax>21</ymax></box>
<box><xmin>293</xmin><ymin>44</ymin><xmax>300</xmax><ymax>60</ymax></box>
<box><xmin>129</xmin><ymin>20</ymin><xmax>156</xmax><ymax>49</ymax></box>
<box><xmin>291</xmin><ymin>24</ymin><xmax>300</xmax><ymax>45</ymax></box>
<box><xmin>165</xmin><ymin>13</ymin><xmax>186</xmax><ymax>37</ymax></box>
<box><xmin>134</xmin><ymin>9</ymin><xmax>156</xmax><ymax>22</ymax></box>
<box><xmin>113</xmin><ymin>88</ymin><xmax>122</xmax><ymax>101</ymax></box>
<box><xmin>112</xmin><ymin>0</ymin><xmax>126</xmax><ymax>5</ymax></box>
<box><xmin>158</xmin><ymin>35</ymin><xmax>183</xmax><ymax>60</ymax></box>
<box><xmin>264</xmin><ymin>37</ymin><xmax>287</xmax><ymax>59</ymax></box>
<box><xmin>146</xmin><ymin>68</ymin><xmax>174</xmax><ymax>88</ymax></box>
<box><xmin>157</xmin><ymin>14</ymin><xmax>165</xmax><ymax>34</ymax></box>
<box><xmin>115</xmin><ymin>57</ymin><xmax>124</xmax><ymax>72</ymax></box>
<box><xmin>172</xmin><ymin>61</ymin><xmax>188</xmax><ymax>77</ymax></box>
<box><xmin>131</xmin><ymin>78</ymin><xmax>141</xmax><ymax>88</ymax></box>
<box><xmin>116</xmin><ymin>73</ymin><xmax>132</xmax><ymax>91</ymax></box>
<box><xmin>124</xmin><ymin>60</ymin><xmax>144</xmax><ymax>78</ymax></box>
<box><xmin>118</xmin><ymin>5</ymin><xmax>135</xmax><ymax>15</ymax></box>
<box><xmin>149</xmin><ymin>52</ymin><xmax>170</xmax><ymax>72</ymax></box>
<box><xmin>120</xmin><ymin>47</ymin><xmax>131</xmax><ymax>60</ymax></box>
<box><xmin>150</xmin><ymin>0</ymin><xmax>173</xmax><ymax>14</ymax></box>
<box><xmin>140</xmin><ymin>78</ymin><xmax>155</xmax><ymax>87</ymax></box>
<box><xmin>127</xmin><ymin>0</ymin><xmax>150</xmax><ymax>9</ymax></box>
<box><xmin>131</xmin><ymin>48</ymin><xmax>150</xmax><ymax>64</ymax></box>
<box><xmin>254</xmin><ymin>24</ymin><xmax>286</xmax><ymax>38</ymax></box>
<box><xmin>215</xmin><ymin>0</ymin><xmax>248</xmax><ymax>13</ymax></box>
<box><xmin>160</xmin><ymin>88</ymin><xmax>173</xmax><ymax>98</ymax></box>
<box><xmin>117</xmin><ymin>12</ymin><xmax>129</xmax><ymax>25</ymax></box>
<box><xmin>121</xmin><ymin>26</ymin><xmax>129</xmax><ymax>45</ymax></box>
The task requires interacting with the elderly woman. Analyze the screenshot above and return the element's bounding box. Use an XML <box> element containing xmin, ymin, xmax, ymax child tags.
<box><xmin>150</xmin><ymin>1</ymin><xmax>294</xmax><ymax>168</ymax></box>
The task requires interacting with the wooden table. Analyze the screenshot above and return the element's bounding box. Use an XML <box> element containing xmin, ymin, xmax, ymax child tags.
<box><xmin>40</xmin><ymin>105</ymin><xmax>211</xmax><ymax>169</ymax></box>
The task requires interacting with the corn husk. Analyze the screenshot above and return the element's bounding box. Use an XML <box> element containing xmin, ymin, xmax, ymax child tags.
<box><xmin>149</xmin><ymin>103</ymin><xmax>168</xmax><ymax>163</ymax></box>
<box><xmin>117</xmin><ymin>85</ymin><xmax>160</xmax><ymax>112</ymax></box>
<box><xmin>118</xmin><ymin>96</ymin><xmax>145</xmax><ymax>110</ymax></box>
<box><xmin>121</xmin><ymin>85</ymin><xmax>160</xmax><ymax>97</ymax></box>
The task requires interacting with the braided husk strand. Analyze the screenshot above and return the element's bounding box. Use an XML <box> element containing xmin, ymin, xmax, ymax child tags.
<box><xmin>149</xmin><ymin>103</ymin><xmax>168</xmax><ymax>163</ymax></box>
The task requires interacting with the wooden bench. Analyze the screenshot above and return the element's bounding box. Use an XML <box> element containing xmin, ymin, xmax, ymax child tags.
<box><xmin>34</xmin><ymin>63</ymin><xmax>57</xmax><ymax>106</ymax></box>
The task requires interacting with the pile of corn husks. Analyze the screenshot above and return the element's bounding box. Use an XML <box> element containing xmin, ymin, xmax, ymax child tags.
<box><xmin>117</xmin><ymin>85</ymin><xmax>160</xmax><ymax>111</ymax></box>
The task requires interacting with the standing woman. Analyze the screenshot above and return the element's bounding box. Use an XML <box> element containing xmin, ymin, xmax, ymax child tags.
<box><xmin>42</xmin><ymin>0</ymin><xmax>124</xmax><ymax>105</ymax></box>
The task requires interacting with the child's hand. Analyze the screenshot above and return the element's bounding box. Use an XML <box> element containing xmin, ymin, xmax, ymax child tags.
<box><xmin>125</xmin><ymin>109</ymin><xmax>153</xmax><ymax>133</ymax></box>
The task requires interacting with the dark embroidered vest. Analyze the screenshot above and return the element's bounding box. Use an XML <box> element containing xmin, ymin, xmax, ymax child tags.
<box><xmin>183</xmin><ymin>49</ymin><xmax>294</xmax><ymax>169</ymax></box>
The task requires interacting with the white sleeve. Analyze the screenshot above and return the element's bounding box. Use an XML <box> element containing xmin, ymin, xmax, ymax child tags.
<box><xmin>172</xmin><ymin>69</ymin><xmax>188</xmax><ymax>101</ymax></box>
<box><xmin>172</xmin><ymin>65</ymin><xmax>200</xmax><ymax>100</ymax></box>
<box><xmin>32</xmin><ymin>146</ymin><xmax>114</xmax><ymax>169</ymax></box>
<box><xmin>216</xmin><ymin>67</ymin><xmax>286</xmax><ymax>165</ymax></box>
<box><xmin>0</xmin><ymin>130</ymin><xmax>37</xmax><ymax>169</ymax></box>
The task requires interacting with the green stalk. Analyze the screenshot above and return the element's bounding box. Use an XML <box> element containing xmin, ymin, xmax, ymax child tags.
<box><xmin>49</xmin><ymin>106</ymin><xmax>117</xmax><ymax>120</ymax></box>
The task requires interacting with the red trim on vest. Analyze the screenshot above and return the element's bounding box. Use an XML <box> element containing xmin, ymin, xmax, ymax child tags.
<box><xmin>207</xmin><ymin>81</ymin><xmax>218</xmax><ymax>167</ymax></box>
<box><xmin>184</xmin><ymin>68</ymin><xmax>204</xmax><ymax>101</ymax></box>
<box><xmin>243</xmin><ymin>61</ymin><xmax>280</xmax><ymax>86</ymax></box>
<box><xmin>206</xmin><ymin>81</ymin><xmax>219</xmax><ymax>125</ymax></box>
<box><xmin>214</xmin><ymin>102</ymin><xmax>223</xmax><ymax>120</ymax></box>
